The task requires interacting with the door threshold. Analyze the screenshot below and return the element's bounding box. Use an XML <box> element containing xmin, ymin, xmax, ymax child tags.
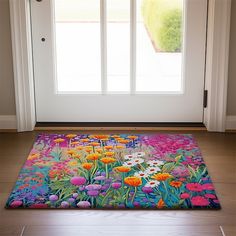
<box><xmin>34</xmin><ymin>122</ymin><xmax>206</xmax><ymax>131</ymax></box>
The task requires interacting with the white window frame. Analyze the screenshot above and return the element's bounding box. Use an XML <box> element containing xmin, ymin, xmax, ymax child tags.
<box><xmin>9</xmin><ymin>0</ymin><xmax>231</xmax><ymax>132</ymax></box>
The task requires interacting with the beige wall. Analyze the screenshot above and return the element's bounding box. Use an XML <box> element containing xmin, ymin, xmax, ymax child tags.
<box><xmin>0</xmin><ymin>0</ymin><xmax>15</xmax><ymax>115</ymax></box>
<box><xmin>0</xmin><ymin>0</ymin><xmax>235</xmax><ymax>117</ymax></box>
<box><xmin>227</xmin><ymin>0</ymin><xmax>236</xmax><ymax>116</ymax></box>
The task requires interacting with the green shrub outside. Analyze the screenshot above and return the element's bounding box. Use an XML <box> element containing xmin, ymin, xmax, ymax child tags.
<box><xmin>141</xmin><ymin>0</ymin><xmax>183</xmax><ymax>52</ymax></box>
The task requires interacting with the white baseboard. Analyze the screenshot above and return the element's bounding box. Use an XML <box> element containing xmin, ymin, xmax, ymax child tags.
<box><xmin>226</xmin><ymin>115</ymin><xmax>236</xmax><ymax>130</ymax></box>
<box><xmin>0</xmin><ymin>115</ymin><xmax>17</xmax><ymax>129</ymax></box>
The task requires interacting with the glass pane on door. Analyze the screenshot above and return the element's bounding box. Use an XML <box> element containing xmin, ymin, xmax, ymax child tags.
<box><xmin>107</xmin><ymin>0</ymin><xmax>130</xmax><ymax>92</ymax></box>
<box><xmin>54</xmin><ymin>0</ymin><xmax>101</xmax><ymax>92</ymax></box>
<box><xmin>136</xmin><ymin>0</ymin><xmax>184</xmax><ymax>92</ymax></box>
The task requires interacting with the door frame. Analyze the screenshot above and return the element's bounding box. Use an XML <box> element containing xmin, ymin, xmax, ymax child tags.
<box><xmin>9</xmin><ymin>0</ymin><xmax>231</xmax><ymax>132</ymax></box>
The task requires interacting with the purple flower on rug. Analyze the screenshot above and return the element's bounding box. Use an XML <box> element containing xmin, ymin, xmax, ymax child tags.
<box><xmin>68</xmin><ymin>198</ymin><xmax>75</xmax><ymax>203</ymax></box>
<box><xmin>77</xmin><ymin>201</ymin><xmax>91</xmax><ymax>208</ymax></box>
<box><xmin>118</xmin><ymin>204</ymin><xmax>125</xmax><ymax>208</ymax></box>
<box><xmin>49</xmin><ymin>195</ymin><xmax>58</xmax><ymax>202</ymax></box>
<box><xmin>61</xmin><ymin>201</ymin><xmax>70</xmax><ymax>208</ymax></box>
<box><xmin>105</xmin><ymin>178</ymin><xmax>112</xmax><ymax>183</ymax></box>
<box><xmin>100</xmin><ymin>192</ymin><xmax>107</xmax><ymax>196</ymax></box>
<box><xmin>111</xmin><ymin>182</ymin><xmax>122</xmax><ymax>189</ymax></box>
<box><xmin>79</xmin><ymin>186</ymin><xmax>85</xmax><ymax>191</ymax></box>
<box><xmin>85</xmin><ymin>184</ymin><xmax>102</xmax><ymax>191</ymax></box>
<box><xmin>100</xmin><ymin>172</ymin><xmax>106</xmax><ymax>177</ymax></box>
<box><xmin>87</xmin><ymin>190</ymin><xmax>99</xmax><ymax>197</ymax></box>
<box><xmin>129</xmin><ymin>191</ymin><xmax>134</xmax><ymax>196</ymax></box>
<box><xmin>72</xmin><ymin>193</ymin><xmax>79</xmax><ymax>198</ymax></box>
<box><xmin>94</xmin><ymin>176</ymin><xmax>106</xmax><ymax>181</ymax></box>
<box><xmin>142</xmin><ymin>198</ymin><xmax>148</xmax><ymax>202</ymax></box>
<box><xmin>142</xmin><ymin>187</ymin><xmax>154</xmax><ymax>194</ymax></box>
<box><xmin>133</xmin><ymin>201</ymin><xmax>140</xmax><ymax>207</ymax></box>
<box><xmin>171</xmin><ymin>166</ymin><xmax>190</xmax><ymax>177</ymax></box>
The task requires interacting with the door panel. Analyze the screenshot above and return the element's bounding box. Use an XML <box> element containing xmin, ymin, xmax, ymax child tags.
<box><xmin>31</xmin><ymin>0</ymin><xmax>207</xmax><ymax>122</ymax></box>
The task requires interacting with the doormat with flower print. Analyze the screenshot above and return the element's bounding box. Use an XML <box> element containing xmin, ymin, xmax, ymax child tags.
<box><xmin>6</xmin><ymin>134</ymin><xmax>220</xmax><ymax>209</ymax></box>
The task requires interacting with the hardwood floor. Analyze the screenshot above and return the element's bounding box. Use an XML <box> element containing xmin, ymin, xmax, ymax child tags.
<box><xmin>0</xmin><ymin>131</ymin><xmax>235</xmax><ymax>236</ymax></box>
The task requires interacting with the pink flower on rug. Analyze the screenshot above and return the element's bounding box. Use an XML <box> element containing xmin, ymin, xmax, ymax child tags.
<box><xmin>191</xmin><ymin>196</ymin><xmax>210</xmax><ymax>206</ymax></box>
<box><xmin>70</xmin><ymin>176</ymin><xmax>86</xmax><ymax>186</ymax></box>
<box><xmin>186</xmin><ymin>183</ymin><xmax>203</xmax><ymax>192</ymax></box>
<box><xmin>180</xmin><ymin>193</ymin><xmax>190</xmax><ymax>199</ymax></box>
<box><xmin>213</xmin><ymin>199</ymin><xmax>220</xmax><ymax>204</ymax></box>
<box><xmin>10</xmin><ymin>200</ymin><xmax>23</xmax><ymax>208</ymax></box>
<box><xmin>179</xmin><ymin>178</ymin><xmax>186</xmax><ymax>182</ymax></box>
<box><xmin>204</xmin><ymin>193</ymin><xmax>217</xmax><ymax>199</ymax></box>
<box><xmin>201</xmin><ymin>183</ymin><xmax>214</xmax><ymax>190</ymax></box>
<box><xmin>29</xmin><ymin>203</ymin><xmax>48</xmax><ymax>208</ymax></box>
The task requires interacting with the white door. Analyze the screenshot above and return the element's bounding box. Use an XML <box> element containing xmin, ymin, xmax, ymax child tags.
<box><xmin>31</xmin><ymin>0</ymin><xmax>207</xmax><ymax>122</ymax></box>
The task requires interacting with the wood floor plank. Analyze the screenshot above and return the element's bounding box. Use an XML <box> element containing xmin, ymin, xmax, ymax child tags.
<box><xmin>23</xmin><ymin>226</ymin><xmax>221</xmax><ymax>236</ymax></box>
<box><xmin>0</xmin><ymin>226</ymin><xmax>24</xmax><ymax>236</ymax></box>
<box><xmin>221</xmin><ymin>225</ymin><xmax>236</xmax><ymax>236</ymax></box>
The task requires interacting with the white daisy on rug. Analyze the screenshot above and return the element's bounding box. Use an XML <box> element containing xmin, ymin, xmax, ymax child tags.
<box><xmin>134</xmin><ymin>171</ymin><xmax>149</xmax><ymax>178</ymax></box>
<box><xmin>133</xmin><ymin>152</ymin><xmax>146</xmax><ymax>158</ymax></box>
<box><xmin>145</xmin><ymin>166</ymin><xmax>161</xmax><ymax>175</ymax></box>
<box><xmin>147</xmin><ymin>160</ymin><xmax>164</xmax><ymax>166</ymax></box>
<box><xmin>123</xmin><ymin>158</ymin><xmax>144</xmax><ymax>167</ymax></box>
<box><xmin>123</xmin><ymin>161</ymin><xmax>136</xmax><ymax>167</ymax></box>
<box><xmin>132</xmin><ymin>157</ymin><xmax>144</xmax><ymax>165</ymax></box>
<box><xmin>145</xmin><ymin>180</ymin><xmax>160</xmax><ymax>188</ymax></box>
<box><xmin>124</xmin><ymin>154</ymin><xmax>135</xmax><ymax>160</ymax></box>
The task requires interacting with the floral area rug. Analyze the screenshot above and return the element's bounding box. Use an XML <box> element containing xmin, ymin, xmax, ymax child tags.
<box><xmin>6</xmin><ymin>134</ymin><xmax>220</xmax><ymax>209</ymax></box>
